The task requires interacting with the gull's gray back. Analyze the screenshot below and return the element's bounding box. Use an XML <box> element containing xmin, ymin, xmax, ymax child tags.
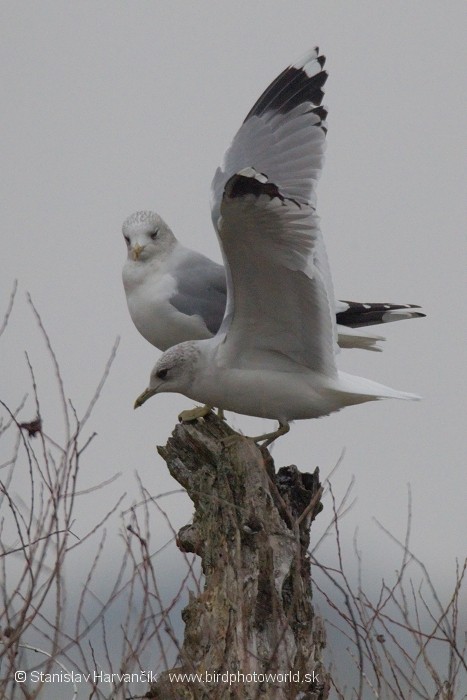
<box><xmin>169</xmin><ymin>250</ymin><xmax>226</xmax><ymax>335</ymax></box>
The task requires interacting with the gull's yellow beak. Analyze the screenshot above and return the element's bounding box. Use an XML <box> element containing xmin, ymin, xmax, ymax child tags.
<box><xmin>131</xmin><ymin>244</ymin><xmax>145</xmax><ymax>261</ymax></box>
<box><xmin>134</xmin><ymin>387</ymin><xmax>156</xmax><ymax>409</ymax></box>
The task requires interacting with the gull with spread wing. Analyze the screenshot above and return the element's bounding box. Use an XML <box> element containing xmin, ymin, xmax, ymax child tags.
<box><xmin>134</xmin><ymin>48</ymin><xmax>420</xmax><ymax>446</ymax></box>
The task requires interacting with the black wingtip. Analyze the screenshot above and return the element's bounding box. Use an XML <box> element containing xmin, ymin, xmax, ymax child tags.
<box><xmin>337</xmin><ymin>302</ymin><xmax>426</xmax><ymax>329</ymax></box>
<box><xmin>244</xmin><ymin>50</ymin><xmax>328</xmax><ymax>121</ymax></box>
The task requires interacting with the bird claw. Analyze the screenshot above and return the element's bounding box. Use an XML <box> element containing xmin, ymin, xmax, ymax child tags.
<box><xmin>221</xmin><ymin>422</ymin><xmax>290</xmax><ymax>449</ymax></box>
<box><xmin>251</xmin><ymin>422</ymin><xmax>291</xmax><ymax>449</ymax></box>
<box><xmin>178</xmin><ymin>405</ymin><xmax>213</xmax><ymax>423</ymax></box>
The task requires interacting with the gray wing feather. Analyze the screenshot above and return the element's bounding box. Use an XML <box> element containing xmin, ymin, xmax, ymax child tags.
<box><xmin>210</xmin><ymin>49</ymin><xmax>336</xmax><ymax>349</ymax></box>
<box><xmin>170</xmin><ymin>254</ymin><xmax>226</xmax><ymax>335</ymax></box>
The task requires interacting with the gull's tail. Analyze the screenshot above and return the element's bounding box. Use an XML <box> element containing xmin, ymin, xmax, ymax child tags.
<box><xmin>332</xmin><ymin>371</ymin><xmax>421</xmax><ymax>406</ymax></box>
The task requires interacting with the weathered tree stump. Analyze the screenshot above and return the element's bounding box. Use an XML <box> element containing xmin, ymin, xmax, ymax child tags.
<box><xmin>150</xmin><ymin>413</ymin><xmax>330</xmax><ymax>699</ymax></box>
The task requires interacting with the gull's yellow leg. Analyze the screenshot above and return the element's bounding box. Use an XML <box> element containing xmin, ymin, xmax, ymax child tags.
<box><xmin>221</xmin><ymin>421</ymin><xmax>290</xmax><ymax>449</ymax></box>
<box><xmin>251</xmin><ymin>421</ymin><xmax>290</xmax><ymax>448</ymax></box>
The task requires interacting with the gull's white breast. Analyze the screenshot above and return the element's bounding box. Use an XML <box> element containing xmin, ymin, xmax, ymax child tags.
<box><xmin>123</xmin><ymin>260</ymin><xmax>211</xmax><ymax>350</ymax></box>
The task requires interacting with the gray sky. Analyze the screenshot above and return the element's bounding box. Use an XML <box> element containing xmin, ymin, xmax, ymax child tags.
<box><xmin>1</xmin><ymin>1</ymin><xmax>466</xmax><ymax>696</ymax></box>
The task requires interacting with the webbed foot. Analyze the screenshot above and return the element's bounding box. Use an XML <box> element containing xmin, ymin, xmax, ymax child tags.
<box><xmin>178</xmin><ymin>404</ymin><xmax>213</xmax><ymax>422</ymax></box>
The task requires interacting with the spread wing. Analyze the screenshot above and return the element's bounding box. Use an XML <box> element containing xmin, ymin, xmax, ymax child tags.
<box><xmin>211</xmin><ymin>48</ymin><xmax>328</xmax><ymax>223</ymax></box>
<box><xmin>215</xmin><ymin>170</ymin><xmax>337</xmax><ymax>377</ymax></box>
<box><xmin>210</xmin><ymin>49</ymin><xmax>338</xmax><ymax>376</ymax></box>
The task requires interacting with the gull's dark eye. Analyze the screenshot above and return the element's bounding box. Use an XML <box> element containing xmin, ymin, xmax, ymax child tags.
<box><xmin>150</xmin><ymin>229</ymin><xmax>159</xmax><ymax>240</ymax></box>
<box><xmin>124</xmin><ymin>235</ymin><xmax>130</xmax><ymax>246</ymax></box>
<box><xmin>156</xmin><ymin>368</ymin><xmax>168</xmax><ymax>380</ymax></box>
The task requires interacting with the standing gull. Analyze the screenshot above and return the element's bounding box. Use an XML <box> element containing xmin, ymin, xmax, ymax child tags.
<box><xmin>122</xmin><ymin>210</ymin><xmax>424</xmax><ymax>353</ymax></box>
<box><xmin>134</xmin><ymin>49</ymin><xmax>420</xmax><ymax>445</ymax></box>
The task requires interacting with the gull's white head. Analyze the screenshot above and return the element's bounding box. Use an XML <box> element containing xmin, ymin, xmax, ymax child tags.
<box><xmin>134</xmin><ymin>342</ymin><xmax>199</xmax><ymax>408</ymax></box>
<box><xmin>122</xmin><ymin>210</ymin><xmax>176</xmax><ymax>263</ymax></box>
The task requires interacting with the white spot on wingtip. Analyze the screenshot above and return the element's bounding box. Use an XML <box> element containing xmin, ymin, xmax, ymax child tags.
<box><xmin>237</xmin><ymin>167</ymin><xmax>268</xmax><ymax>183</ymax></box>
<box><xmin>382</xmin><ymin>312</ymin><xmax>415</xmax><ymax>322</ymax></box>
<box><xmin>292</xmin><ymin>47</ymin><xmax>319</xmax><ymax>72</ymax></box>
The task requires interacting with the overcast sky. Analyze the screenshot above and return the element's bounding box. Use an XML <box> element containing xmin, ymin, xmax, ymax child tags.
<box><xmin>1</xmin><ymin>2</ymin><xmax>466</xmax><ymax>697</ymax></box>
